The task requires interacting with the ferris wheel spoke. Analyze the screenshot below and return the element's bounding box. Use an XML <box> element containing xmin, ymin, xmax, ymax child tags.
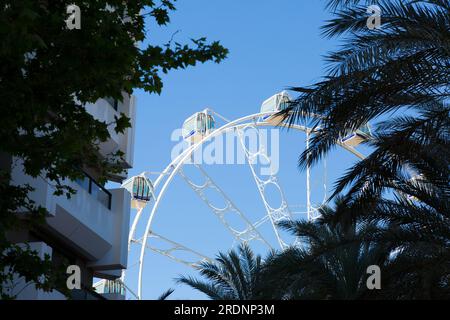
<box><xmin>178</xmin><ymin>165</ymin><xmax>273</xmax><ymax>250</ymax></box>
<box><xmin>252</xmin><ymin>214</ymin><xmax>270</xmax><ymax>229</ymax></box>
<box><xmin>134</xmin><ymin>232</ymin><xmax>212</xmax><ymax>268</ymax></box>
<box><xmin>236</xmin><ymin>124</ymin><xmax>295</xmax><ymax>250</ymax></box>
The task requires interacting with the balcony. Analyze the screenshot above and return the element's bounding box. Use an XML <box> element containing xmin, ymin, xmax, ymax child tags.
<box><xmin>11</xmin><ymin>161</ymin><xmax>131</xmax><ymax>269</ymax></box>
<box><xmin>84</xmin><ymin>93</ymin><xmax>136</xmax><ymax>182</ymax></box>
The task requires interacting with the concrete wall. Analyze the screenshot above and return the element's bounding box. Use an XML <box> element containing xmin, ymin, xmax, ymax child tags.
<box><xmin>88</xmin><ymin>188</ymin><xmax>131</xmax><ymax>271</ymax></box>
<box><xmin>84</xmin><ymin>94</ymin><xmax>136</xmax><ymax>172</ymax></box>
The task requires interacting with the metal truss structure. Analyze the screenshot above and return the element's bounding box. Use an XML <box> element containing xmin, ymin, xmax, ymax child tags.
<box><xmin>179</xmin><ymin>164</ymin><xmax>273</xmax><ymax>248</ymax></box>
<box><xmin>235</xmin><ymin>122</ymin><xmax>293</xmax><ymax>249</ymax></box>
<box><xmin>133</xmin><ymin>232</ymin><xmax>211</xmax><ymax>268</ymax></box>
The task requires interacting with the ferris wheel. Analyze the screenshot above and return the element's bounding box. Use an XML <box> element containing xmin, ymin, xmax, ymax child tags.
<box><xmin>119</xmin><ymin>91</ymin><xmax>371</xmax><ymax>300</ymax></box>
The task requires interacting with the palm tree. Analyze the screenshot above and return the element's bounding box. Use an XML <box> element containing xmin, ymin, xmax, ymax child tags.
<box><xmin>277</xmin><ymin>0</ymin><xmax>449</xmax><ymax>298</ymax></box>
<box><xmin>327</xmin><ymin>114</ymin><xmax>450</xmax><ymax>298</ymax></box>
<box><xmin>157</xmin><ymin>288</ymin><xmax>175</xmax><ymax>300</ymax></box>
<box><xmin>177</xmin><ymin>244</ymin><xmax>273</xmax><ymax>300</ymax></box>
<box><xmin>358</xmin><ymin>195</ymin><xmax>450</xmax><ymax>299</ymax></box>
<box><xmin>260</xmin><ymin>199</ymin><xmax>393</xmax><ymax>300</ymax></box>
<box><xmin>281</xmin><ymin>0</ymin><xmax>449</xmax><ymax>200</ymax></box>
<box><xmin>284</xmin><ymin>0</ymin><xmax>449</xmax><ymax>166</ymax></box>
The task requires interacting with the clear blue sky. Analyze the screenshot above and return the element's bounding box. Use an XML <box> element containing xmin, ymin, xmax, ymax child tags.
<box><xmin>118</xmin><ymin>0</ymin><xmax>370</xmax><ymax>299</ymax></box>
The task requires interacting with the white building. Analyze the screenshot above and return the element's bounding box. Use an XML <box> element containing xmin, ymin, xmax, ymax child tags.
<box><xmin>4</xmin><ymin>94</ymin><xmax>136</xmax><ymax>300</ymax></box>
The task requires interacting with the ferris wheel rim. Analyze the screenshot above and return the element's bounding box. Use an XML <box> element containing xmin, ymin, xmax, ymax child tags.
<box><xmin>128</xmin><ymin>111</ymin><xmax>366</xmax><ymax>299</ymax></box>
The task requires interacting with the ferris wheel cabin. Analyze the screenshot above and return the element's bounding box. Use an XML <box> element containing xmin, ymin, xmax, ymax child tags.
<box><xmin>260</xmin><ymin>91</ymin><xmax>292</xmax><ymax>125</ymax></box>
<box><xmin>182</xmin><ymin>109</ymin><xmax>215</xmax><ymax>144</ymax></box>
<box><xmin>341</xmin><ymin>123</ymin><xmax>372</xmax><ymax>147</ymax></box>
<box><xmin>405</xmin><ymin>173</ymin><xmax>426</xmax><ymax>202</ymax></box>
<box><xmin>121</xmin><ymin>174</ymin><xmax>154</xmax><ymax>209</ymax></box>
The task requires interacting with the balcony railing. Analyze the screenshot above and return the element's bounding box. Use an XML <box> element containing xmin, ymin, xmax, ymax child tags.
<box><xmin>75</xmin><ymin>173</ymin><xmax>112</xmax><ymax>210</ymax></box>
<box><xmin>102</xmin><ymin>280</ymin><xmax>125</xmax><ymax>296</ymax></box>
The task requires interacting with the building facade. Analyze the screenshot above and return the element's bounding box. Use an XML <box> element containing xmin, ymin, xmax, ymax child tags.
<box><xmin>4</xmin><ymin>94</ymin><xmax>136</xmax><ymax>300</ymax></box>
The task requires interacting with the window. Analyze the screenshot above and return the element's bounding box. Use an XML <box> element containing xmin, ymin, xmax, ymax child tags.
<box><xmin>91</xmin><ymin>181</ymin><xmax>112</xmax><ymax>209</ymax></box>
<box><xmin>358</xmin><ymin>124</ymin><xmax>372</xmax><ymax>137</ymax></box>
<box><xmin>207</xmin><ymin>115</ymin><xmax>215</xmax><ymax>130</ymax></box>
<box><xmin>197</xmin><ymin>113</ymin><xmax>206</xmax><ymax>133</ymax></box>
<box><xmin>278</xmin><ymin>96</ymin><xmax>290</xmax><ymax>111</ymax></box>
<box><xmin>261</xmin><ymin>96</ymin><xmax>277</xmax><ymax>113</ymax></box>
<box><xmin>132</xmin><ymin>176</ymin><xmax>152</xmax><ymax>201</ymax></box>
<box><xmin>182</xmin><ymin>116</ymin><xmax>196</xmax><ymax>138</ymax></box>
<box><xmin>75</xmin><ymin>172</ymin><xmax>112</xmax><ymax>210</ymax></box>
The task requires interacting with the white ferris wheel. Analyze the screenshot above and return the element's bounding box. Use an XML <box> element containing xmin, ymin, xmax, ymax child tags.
<box><xmin>118</xmin><ymin>91</ymin><xmax>371</xmax><ymax>300</ymax></box>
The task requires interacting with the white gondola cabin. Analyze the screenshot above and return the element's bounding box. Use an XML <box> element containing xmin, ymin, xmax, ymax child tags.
<box><xmin>341</xmin><ymin>123</ymin><xmax>372</xmax><ymax>147</ymax></box>
<box><xmin>260</xmin><ymin>91</ymin><xmax>291</xmax><ymax>125</ymax></box>
<box><xmin>182</xmin><ymin>109</ymin><xmax>215</xmax><ymax>144</ymax></box>
<box><xmin>405</xmin><ymin>174</ymin><xmax>426</xmax><ymax>202</ymax></box>
<box><xmin>121</xmin><ymin>174</ymin><xmax>154</xmax><ymax>209</ymax></box>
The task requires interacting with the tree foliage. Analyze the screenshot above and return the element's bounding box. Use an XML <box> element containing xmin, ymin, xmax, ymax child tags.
<box><xmin>261</xmin><ymin>199</ymin><xmax>392</xmax><ymax>299</ymax></box>
<box><xmin>177</xmin><ymin>244</ymin><xmax>274</xmax><ymax>300</ymax></box>
<box><xmin>0</xmin><ymin>0</ymin><xmax>228</xmax><ymax>298</ymax></box>
<box><xmin>276</xmin><ymin>0</ymin><xmax>449</xmax><ymax>299</ymax></box>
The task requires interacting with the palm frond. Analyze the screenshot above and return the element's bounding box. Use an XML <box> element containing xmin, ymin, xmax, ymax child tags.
<box><xmin>157</xmin><ymin>288</ymin><xmax>175</xmax><ymax>300</ymax></box>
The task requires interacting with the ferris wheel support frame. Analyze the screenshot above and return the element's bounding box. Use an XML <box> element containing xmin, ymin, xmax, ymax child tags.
<box><xmin>179</xmin><ymin>164</ymin><xmax>274</xmax><ymax>249</ymax></box>
<box><xmin>127</xmin><ymin>111</ymin><xmax>365</xmax><ymax>299</ymax></box>
<box><xmin>235</xmin><ymin>122</ymin><xmax>294</xmax><ymax>249</ymax></box>
<box><xmin>134</xmin><ymin>231</ymin><xmax>212</xmax><ymax>268</ymax></box>
<box><xmin>306</xmin><ymin>131</ymin><xmax>312</xmax><ymax>220</ymax></box>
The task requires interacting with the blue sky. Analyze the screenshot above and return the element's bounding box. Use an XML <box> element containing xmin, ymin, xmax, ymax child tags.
<box><xmin>118</xmin><ymin>0</ymin><xmax>371</xmax><ymax>299</ymax></box>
